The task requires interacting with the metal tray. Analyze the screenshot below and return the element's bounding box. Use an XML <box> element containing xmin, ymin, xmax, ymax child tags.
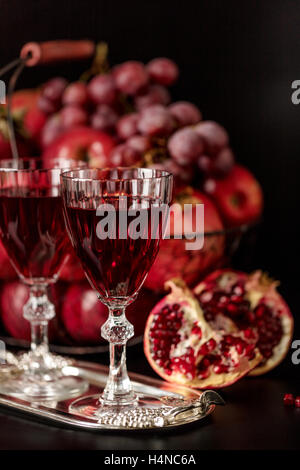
<box><xmin>0</xmin><ymin>360</ymin><xmax>224</xmax><ymax>430</ymax></box>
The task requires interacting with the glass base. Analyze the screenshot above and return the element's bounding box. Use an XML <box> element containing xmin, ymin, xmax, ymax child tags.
<box><xmin>0</xmin><ymin>370</ymin><xmax>88</xmax><ymax>401</ymax></box>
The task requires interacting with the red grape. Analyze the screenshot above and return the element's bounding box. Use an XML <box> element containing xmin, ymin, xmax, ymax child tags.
<box><xmin>162</xmin><ymin>159</ymin><xmax>194</xmax><ymax>184</ymax></box>
<box><xmin>168</xmin><ymin>127</ymin><xmax>204</xmax><ymax>165</ymax></box>
<box><xmin>90</xmin><ymin>104</ymin><xmax>118</xmax><ymax>132</ymax></box>
<box><xmin>88</xmin><ymin>74</ymin><xmax>117</xmax><ymax>105</ymax></box>
<box><xmin>197</xmin><ymin>155</ymin><xmax>213</xmax><ymax>174</ymax></box>
<box><xmin>194</xmin><ymin>121</ymin><xmax>229</xmax><ymax>155</ymax></box>
<box><xmin>40</xmin><ymin>115</ymin><xmax>64</xmax><ymax>148</ymax></box>
<box><xmin>134</xmin><ymin>85</ymin><xmax>171</xmax><ymax>110</ymax></box>
<box><xmin>113</xmin><ymin>61</ymin><xmax>149</xmax><ymax>95</ymax></box>
<box><xmin>116</xmin><ymin>113</ymin><xmax>139</xmax><ymax>140</ymax></box>
<box><xmin>42</xmin><ymin>77</ymin><xmax>68</xmax><ymax>103</ymax></box>
<box><xmin>127</xmin><ymin>135</ymin><xmax>151</xmax><ymax>153</ymax></box>
<box><xmin>169</xmin><ymin>101</ymin><xmax>202</xmax><ymax>126</ymax></box>
<box><xmin>146</xmin><ymin>58</ymin><xmax>179</xmax><ymax>86</ymax></box>
<box><xmin>203</xmin><ymin>178</ymin><xmax>217</xmax><ymax>194</ymax></box>
<box><xmin>60</xmin><ymin>105</ymin><xmax>88</xmax><ymax>128</ymax></box>
<box><xmin>110</xmin><ymin>144</ymin><xmax>141</xmax><ymax>167</ymax></box>
<box><xmin>212</xmin><ymin>147</ymin><xmax>234</xmax><ymax>175</ymax></box>
<box><xmin>37</xmin><ymin>95</ymin><xmax>59</xmax><ymax>114</ymax></box>
<box><xmin>62</xmin><ymin>82</ymin><xmax>88</xmax><ymax>106</ymax></box>
<box><xmin>137</xmin><ymin>105</ymin><xmax>174</xmax><ymax>136</ymax></box>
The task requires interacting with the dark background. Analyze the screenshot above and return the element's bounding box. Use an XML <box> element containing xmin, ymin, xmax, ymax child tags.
<box><xmin>0</xmin><ymin>0</ymin><xmax>299</xmax><ymax>282</ymax></box>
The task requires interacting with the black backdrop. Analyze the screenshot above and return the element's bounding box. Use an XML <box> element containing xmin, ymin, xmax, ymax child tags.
<box><xmin>0</xmin><ymin>0</ymin><xmax>299</xmax><ymax>282</ymax></box>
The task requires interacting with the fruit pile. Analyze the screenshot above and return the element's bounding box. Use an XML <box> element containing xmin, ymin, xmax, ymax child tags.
<box><xmin>144</xmin><ymin>269</ymin><xmax>293</xmax><ymax>388</ymax></box>
<box><xmin>0</xmin><ymin>46</ymin><xmax>265</xmax><ymax>348</ymax></box>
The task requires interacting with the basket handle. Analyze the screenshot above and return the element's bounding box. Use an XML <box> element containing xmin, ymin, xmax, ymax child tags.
<box><xmin>20</xmin><ymin>40</ymin><xmax>95</xmax><ymax>67</ymax></box>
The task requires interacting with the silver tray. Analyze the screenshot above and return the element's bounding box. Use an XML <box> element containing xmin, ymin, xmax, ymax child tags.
<box><xmin>0</xmin><ymin>360</ymin><xmax>225</xmax><ymax>430</ymax></box>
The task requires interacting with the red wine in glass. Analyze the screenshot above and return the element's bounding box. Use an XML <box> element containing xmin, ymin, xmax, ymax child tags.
<box><xmin>0</xmin><ymin>187</ymin><xmax>70</xmax><ymax>283</ymax></box>
<box><xmin>65</xmin><ymin>196</ymin><xmax>164</xmax><ymax>301</ymax></box>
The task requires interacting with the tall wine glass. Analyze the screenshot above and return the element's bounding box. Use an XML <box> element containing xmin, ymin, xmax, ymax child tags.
<box><xmin>0</xmin><ymin>158</ymin><xmax>88</xmax><ymax>400</ymax></box>
<box><xmin>61</xmin><ymin>167</ymin><xmax>172</xmax><ymax>417</ymax></box>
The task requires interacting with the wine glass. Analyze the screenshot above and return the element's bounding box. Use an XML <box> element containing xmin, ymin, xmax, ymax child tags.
<box><xmin>0</xmin><ymin>158</ymin><xmax>88</xmax><ymax>400</ymax></box>
<box><xmin>61</xmin><ymin>167</ymin><xmax>172</xmax><ymax>418</ymax></box>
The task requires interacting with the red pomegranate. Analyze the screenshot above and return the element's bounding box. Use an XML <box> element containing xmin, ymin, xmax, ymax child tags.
<box><xmin>0</xmin><ymin>281</ymin><xmax>60</xmax><ymax>342</ymax></box>
<box><xmin>203</xmin><ymin>165</ymin><xmax>264</xmax><ymax>227</ymax></box>
<box><xmin>194</xmin><ymin>269</ymin><xmax>293</xmax><ymax>375</ymax></box>
<box><xmin>144</xmin><ymin>186</ymin><xmax>225</xmax><ymax>292</ymax></box>
<box><xmin>144</xmin><ymin>280</ymin><xmax>262</xmax><ymax>388</ymax></box>
<box><xmin>61</xmin><ymin>282</ymin><xmax>160</xmax><ymax>345</ymax></box>
<box><xmin>0</xmin><ymin>241</ymin><xmax>17</xmax><ymax>280</ymax></box>
<box><xmin>42</xmin><ymin>126</ymin><xmax>115</xmax><ymax>167</ymax></box>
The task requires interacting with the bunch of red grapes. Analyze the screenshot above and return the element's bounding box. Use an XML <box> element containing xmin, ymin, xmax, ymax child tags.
<box><xmin>38</xmin><ymin>57</ymin><xmax>234</xmax><ymax>185</ymax></box>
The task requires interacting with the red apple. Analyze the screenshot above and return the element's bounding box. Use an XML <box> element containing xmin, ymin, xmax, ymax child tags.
<box><xmin>144</xmin><ymin>187</ymin><xmax>225</xmax><ymax>292</ymax></box>
<box><xmin>0</xmin><ymin>241</ymin><xmax>17</xmax><ymax>280</ymax></box>
<box><xmin>0</xmin><ymin>281</ymin><xmax>62</xmax><ymax>342</ymax></box>
<box><xmin>42</xmin><ymin>126</ymin><xmax>115</xmax><ymax>167</ymax></box>
<box><xmin>203</xmin><ymin>164</ymin><xmax>264</xmax><ymax>227</ymax></box>
<box><xmin>59</xmin><ymin>250</ymin><xmax>85</xmax><ymax>282</ymax></box>
<box><xmin>61</xmin><ymin>282</ymin><xmax>160</xmax><ymax>344</ymax></box>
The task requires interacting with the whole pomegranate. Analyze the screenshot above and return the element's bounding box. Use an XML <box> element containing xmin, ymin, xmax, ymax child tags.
<box><xmin>194</xmin><ymin>269</ymin><xmax>293</xmax><ymax>376</ymax></box>
<box><xmin>144</xmin><ymin>187</ymin><xmax>225</xmax><ymax>292</ymax></box>
<box><xmin>144</xmin><ymin>280</ymin><xmax>262</xmax><ymax>388</ymax></box>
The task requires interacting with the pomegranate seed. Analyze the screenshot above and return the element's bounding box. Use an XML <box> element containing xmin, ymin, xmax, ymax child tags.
<box><xmin>244</xmin><ymin>328</ymin><xmax>255</xmax><ymax>339</ymax></box>
<box><xmin>198</xmin><ymin>370</ymin><xmax>209</xmax><ymax>380</ymax></box>
<box><xmin>162</xmin><ymin>306</ymin><xmax>170</xmax><ymax>315</ymax></box>
<box><xmin>231</xmin><ymin>295</ymin><xmax>243</xmax><ymax>304</ymax></box>
<box><xmin>245</xmin><ymin>344</ymin><xmax>255</xmax><ymax>357</ymax></box>
<box><xmin>255</xmin><ymin>305</ymin><xmax>265</xmax><ymax>318</ymax></box>
<box><xmin>236</xmin><ymin>342</ymin><xmax>245</xmax><ymax>354</ymax></box>
<box><xmin>191</xmin><ymin>324</ymin><xmax>202</xmax><ymax>337</ymax></box>
<box><xmin>246</xmin><ymin>312</ymin><xmax>256</xmax><ymax>323</ymax></box>
<box><xmin>173</xmin><ymin>303</ymin><xmax>180</xmax><ymax>311</ymax></box>
<box><xmin>200</xmin><ymin>291</ymin><xmax>213</xmax><ymax>303</ymax></box>
<box><xmin>295</xmin><ymin>397</ymin><xmax>300</xmax><ymax>408</ymax></box>
<box><xmin>283</xmin><ymin>393</ymin><xmax>294</xmax><ymax>406</ymax></box>
<box><xmin>233</xmin><ymin>285</ymin><xmax>244</xmax><ymax>296</ymax></box>
<box><xmin>213</xmin><ymin>364</ymin><xmax>224</xmax><ymax>374</ymax></box>
<box><xmin>227</xmin><ymin>303</ymin><xmax>239</xmax><ymax>315</ymax></box>
<box><xmin>206</xmin><ymin>338</ymin><xmax>216</xmax><ymax>352</ymax></box>
<box><xmin>225</xmin><ymin>335</ymin><xmax>234</xmax><ymax>345</ymax></box>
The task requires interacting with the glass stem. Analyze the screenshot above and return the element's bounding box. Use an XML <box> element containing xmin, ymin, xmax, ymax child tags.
<box><xmin>101</xmin><ymin>305</ymin><xmax>136</xmax><ymax>405</ymax></box>
<box><xmin>23</xmin><ymin>285</ymin><xmax>55</xmax><ymax>371</ymax></box>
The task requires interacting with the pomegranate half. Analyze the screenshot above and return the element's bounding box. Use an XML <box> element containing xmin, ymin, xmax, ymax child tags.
<box><xmin>144</xmin><ymin>280</ymin><xmax>262</xmax><ymax>388</ymax></box>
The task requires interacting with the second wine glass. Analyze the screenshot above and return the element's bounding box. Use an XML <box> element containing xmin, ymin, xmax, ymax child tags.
<box><xmin>0</xmin><ymin>158</ymin><xmax>88</xmax><ymax>400</ymax></box>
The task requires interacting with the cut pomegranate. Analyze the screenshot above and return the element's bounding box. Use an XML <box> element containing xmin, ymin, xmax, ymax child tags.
<box><xmin>194</xmin><ymin>269</ymin><xmax>294</xmax><ymax>376</ymax></box>
<box><xmin>144</xmin><ymin>280</ymin><xmax>261</xmax><ymax>388</ymax></box>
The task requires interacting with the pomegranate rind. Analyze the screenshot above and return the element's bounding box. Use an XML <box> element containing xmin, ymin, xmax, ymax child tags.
<box><xmin>195</xmin><ymin>269</ymin><xmax>294</xmax><ymax>376</ymax></box>
<box><xmin>144</xmin><ymin>280</ymin><xmax>262</xmax><ymax>389</ymax></box>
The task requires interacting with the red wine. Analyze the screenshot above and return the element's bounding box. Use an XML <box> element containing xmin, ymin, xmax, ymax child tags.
<box><xmin>65</xmin><ymin>198</ymin><xmax>165</xmax><ymax>301</ymax></box>
<box><xmin>0</xmin><ymin>188</ymin><xmax>70</xmax><ymax>283</ymax></box>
